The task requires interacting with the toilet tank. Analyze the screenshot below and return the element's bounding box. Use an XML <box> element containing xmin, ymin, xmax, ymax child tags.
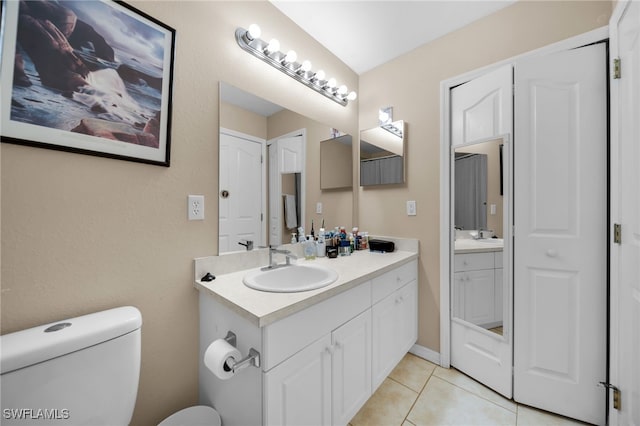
<box><xmin>0</xmin><ymin>306</ymin><xmax>142</xmax><ymax>425</ymax></box>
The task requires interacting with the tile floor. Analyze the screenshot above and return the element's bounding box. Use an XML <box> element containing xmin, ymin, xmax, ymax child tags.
<box><xmin>349</xmin><ymin>353</ymin><xmax>589</xmax><ymax>426</ymax></box>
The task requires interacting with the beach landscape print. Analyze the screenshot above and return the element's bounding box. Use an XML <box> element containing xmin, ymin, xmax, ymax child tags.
<box><xmin>0</xmin><ymin>0</ymin><xmax>175</xmax><ymax>166</ymax></box>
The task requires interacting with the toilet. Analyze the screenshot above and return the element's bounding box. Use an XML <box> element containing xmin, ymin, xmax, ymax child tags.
<box><xmin>0</xmin><ymin>306</ymin><xmax>220</xmax><ymax>426</ymax></box>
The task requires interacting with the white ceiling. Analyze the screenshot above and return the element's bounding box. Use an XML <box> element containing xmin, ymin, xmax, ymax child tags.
<box><xmin>270</xmin><ymin>1</ymin><xmax>517</xmax><ymax>75</ymax></box>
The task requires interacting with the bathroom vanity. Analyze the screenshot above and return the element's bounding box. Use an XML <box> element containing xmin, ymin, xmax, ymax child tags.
<box><xmin>194</xmin><ymin>239</ymin><xmax>418</xmax><ymax>426</ymax></box>
<box><xmin>453</xmin><ymin>239</ymin><xmax>504</xmax><ymax>330</ymax></box>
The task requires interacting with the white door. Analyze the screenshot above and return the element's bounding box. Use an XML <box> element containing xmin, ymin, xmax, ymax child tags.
<box><xmin>264</xmin><ymin>334</ymin><xmax>332</xmax><ymax>426</ymax></box>
<box><xmin>332</xmin><ymin>310</ymin><xmax>372</xmax><ymax>426</ymax></box>
<box><xmin>451</xmin><ymin>64</ymin><xmax>512</xmax><ymax>147</ymax></box>
<box><xmin>269</xmin><ymin>134</ymin><xmax>304</xmax><ymax>245</ymax></box>
<box><xmin>609</xmin><ymin>1</ymin><xmax>640</xmax><ymax>424</ymax></box>
<box><xmin>219</xmin><ymin>131</ymin><xmax>263</xmax><ymax>253</ymax></box>
<box><xmin>513</xmin><ymin>43</ymin><xmax>607</xmax><ymax>425</ymax></box>
<box><xmin>278</xmin><ymin>136</ymin><xmax>304</xmax><ymax>173</ymax></box>
<box><xmin>449</xmin><ymin>64</ymin><xmax>513</xmax><ymax>399</ymax></box>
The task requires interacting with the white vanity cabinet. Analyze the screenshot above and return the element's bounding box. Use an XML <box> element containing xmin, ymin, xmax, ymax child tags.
<box><xmin>453</xmin><ymin>251</ymin><xmax>503</xmax><ymax>329</ymax></box>
<box><xmin>265</xmin><ymin>309</ymin><xmax>372</xmax><ymax>426</ymax></box>
<box><xmin>198</xmin><ymin>258</ymin><xmax>418</xmax><ymax>426</ymax></box>
<box><xmin>371</xmin><ymin>261</ymin><xmax>418</xmax><ymax>390</ymax></box>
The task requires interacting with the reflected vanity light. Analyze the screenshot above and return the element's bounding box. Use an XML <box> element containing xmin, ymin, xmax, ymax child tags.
<box><xmin>236</xmin><ymin>25</ymin><xmax>357</xmax><ymax>106</ymax></box>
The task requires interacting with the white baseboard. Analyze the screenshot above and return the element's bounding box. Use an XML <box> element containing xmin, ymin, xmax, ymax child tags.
<box><xmin>410</xmin><ymin>344</ymin><xmax>441</xmax><ymax>366</ymax></box>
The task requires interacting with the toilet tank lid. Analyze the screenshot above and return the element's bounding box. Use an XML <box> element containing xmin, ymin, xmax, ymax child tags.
<box><xmin>0</xmin><ymin>306</ymin><xmax>142</xmax><ymax>374</ymax></box>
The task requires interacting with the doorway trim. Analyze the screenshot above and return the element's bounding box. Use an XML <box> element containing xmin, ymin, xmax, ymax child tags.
<box><xmin>439</xmin><ymin>26</ymin><xmax>609</xmax><ymax>368</ymax></box>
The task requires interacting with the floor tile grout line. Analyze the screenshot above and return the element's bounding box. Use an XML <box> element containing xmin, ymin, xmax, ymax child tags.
<box><xmin>393</xmin><ymin>367</ymin><xmax>436</xmax><ymax>425</ymax></box>
<box><xmin>430</xmin><ymin>369</ymin><xmax>518</xmax><ymax>414</ymax></box>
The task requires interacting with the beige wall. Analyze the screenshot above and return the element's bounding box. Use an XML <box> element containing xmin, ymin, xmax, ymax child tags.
<box><xmin>0</xmin><ymin>2</ymin><xmax>357</xmax><ymax>425</ymax></box>
<box><xmin>220</xmin><ymin>101</ymin><xmax>268</xmax><ymax>140</ymax></box>
<box><xmin>1</xmin><ymin>1</ymin><xmax>613</xmax><ymax>424</ymax></box>
<box><xmin>358</xmin><ymin>0</ymin><xmax>611</xmax><ymax>352</ymax></box>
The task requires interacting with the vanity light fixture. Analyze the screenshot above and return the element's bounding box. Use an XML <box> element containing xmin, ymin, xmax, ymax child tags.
<box><xmin>236</xmin><ymin>25</ymin><xmax>357</xmax><ymax>106</ymax></box>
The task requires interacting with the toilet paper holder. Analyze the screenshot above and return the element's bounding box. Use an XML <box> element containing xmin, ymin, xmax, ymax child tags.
<box><xmin>223</xmin><ymin>331</ymin><xmax>261</xmax><ymax>373</ymax></box>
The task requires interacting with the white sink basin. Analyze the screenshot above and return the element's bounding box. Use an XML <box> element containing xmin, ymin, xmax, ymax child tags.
<box><xmin>243</xmin><ymin>264</ymin><xmax>338</xmax><ymax>293</ymax></box>
<box><xmin>477</xmin><ymin>238</ymin><xmax>504</xmax><ymax>244</ymax></box>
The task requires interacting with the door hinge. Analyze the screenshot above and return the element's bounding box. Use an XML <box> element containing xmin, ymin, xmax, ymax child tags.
<box><xmin>614</xmin><ymin>223</ymin><xmax>622</xmax><ymax>244</ymax></box>
<box><xmin>613</xmin><ymin>58</ymin><xmax>621</xmax><ymax>79</ymax></box>
<box><xmin>261</xmin><ymin>213</ymin><xmax>264</xmax><ymax>222</ymax></box>
<box><xmin>261</xmin><ymin>155</ymin><xmax>264</xmax><ymax>164</ymax></box>
<box><xmin>599</xmin><ymin>382</ymin><xmax>621</xmax><ymax>410</ymax></box>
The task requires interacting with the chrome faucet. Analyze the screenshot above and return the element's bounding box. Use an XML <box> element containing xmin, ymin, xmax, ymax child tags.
<box><xmin>263</xmin><ymin>245</ymin><xmax>298</xmax><ymax>270</ymax></box>
<box><xmin>238</xmin><ymin>240</ymin><xmax>253</xmax><ymax>251</ymax></box>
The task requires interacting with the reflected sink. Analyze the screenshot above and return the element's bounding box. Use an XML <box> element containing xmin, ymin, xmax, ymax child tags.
<box><xmin>477</xmin><ymin>238</ymin><xmax>504</xmax><ymax>244</ymax></box>
<box><xmin>243</xmin><ymin>264</ymin><xmax>338</xmax><ymax>293</ymax></box>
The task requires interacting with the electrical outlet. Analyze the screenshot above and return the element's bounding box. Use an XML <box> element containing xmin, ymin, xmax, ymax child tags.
<box><xmin>406</xmin><ymin>200</ymin><xmax>417</xmax><ymax>216</ymax></box>
<box><xmin>188</xmin><ymin>195</ymin><xmax>205</xmax><ymax>220</ymax></box>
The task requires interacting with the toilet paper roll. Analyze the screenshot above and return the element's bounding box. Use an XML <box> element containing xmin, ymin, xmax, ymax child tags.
<box><xmin>204</xmin><ymin>338</ymin><xmax>242</xmax><ymax>380</ymax></box>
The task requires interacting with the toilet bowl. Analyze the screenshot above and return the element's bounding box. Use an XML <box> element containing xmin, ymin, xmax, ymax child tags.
<box><xmin>158</xmin><ymin>405</ymin><xmax>221</xmax><ymax>426</ymax></box>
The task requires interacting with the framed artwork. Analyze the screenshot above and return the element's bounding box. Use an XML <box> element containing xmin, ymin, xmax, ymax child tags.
<box><xmin>0</xmin><ymin>0</ymin><xmax>176</xmax><ymax>166</ymax></box>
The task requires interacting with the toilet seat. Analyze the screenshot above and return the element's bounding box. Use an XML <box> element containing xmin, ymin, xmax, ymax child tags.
<box><xmin>158</xmin><ymin>405</ymin><xmax>221</xmax><ymax>426</ymax></box>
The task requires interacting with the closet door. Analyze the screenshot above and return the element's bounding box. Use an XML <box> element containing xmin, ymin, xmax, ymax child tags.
<box><xmin>513</xmin><ymin>43</ymin><xmax>607</xmax><ymax>425</ymax></box>
<box><xmin>609</xmin><ymin>1</ymin><xmax>640</xmax><ymax>424</ymax></box>
<box><xmin>449</xmin><ymin>64</ymin><xmax>513</xmax><ymax>399</ymax></box>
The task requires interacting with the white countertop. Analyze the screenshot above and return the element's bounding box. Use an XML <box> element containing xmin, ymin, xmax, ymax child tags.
<box><xmin>194</xmin><ymin>247</ymin><xmax>418</xmax><ymax>328</ymax></box>
<box><xmin>454</xmin><ymin>238</ymin><xmax>504</xmax><ymax>254</ymax></box>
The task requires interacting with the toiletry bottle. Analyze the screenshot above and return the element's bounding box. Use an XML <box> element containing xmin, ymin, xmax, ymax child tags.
<box><xmin>291</xmin><ymin>233</ymin><xmax>297</xmax><ymax>244</ymax></box>
<box><xmin>317</xmin><ymin>228</ymin><xmax>326</xmax><ymax>257</ymax></box>
<box><xmin>339</xmin><ymin>239</ymin><xmax>351</xmax><ymax>256</ymax></box>
<box><xmin>298</xmin><ymin>227</ymin><xmax>306</xmax><ymax>243</ymax></box>
<box><xmin>310</xmin><ymin>220</ymin><xmax>315</xmax><ymax>239</ymax></box>
<box><xmin>304</xmin><ymin>236</ymin><xmax>316</xmax><ymax>260</ymax></box>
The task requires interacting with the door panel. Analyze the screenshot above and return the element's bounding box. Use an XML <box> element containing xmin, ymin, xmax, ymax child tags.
<box><xmin>450</xmin><ymin>64</ymin><xmax>513</xmax><ymax>399</ymax></box>
<box><xmin>451</xmin><ymin>64</ymin><xmax>512</xmax><ymax>146</ymax></box>
<box><xmin>219</xmin><ymin>132</ymin><xmax>263</xmax><ymax>253</ymax></box>
<box><xmin>610</xmin><ymin>1</ymin><xmax>640</xmax><ymax>424</ymax></box>
<box><xmin>514</xmin><ymin>43</ymin><xmax>607</xmax><ymax>425</ymax></box>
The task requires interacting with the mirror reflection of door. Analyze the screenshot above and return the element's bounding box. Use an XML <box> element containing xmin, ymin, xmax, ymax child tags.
<box><xmin>219</xmin><ymin>130</ymin><xmax>265</xmax><ymax>254</ymax></box>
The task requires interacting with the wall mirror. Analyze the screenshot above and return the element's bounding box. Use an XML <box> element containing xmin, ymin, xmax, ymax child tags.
<box><xmin>451</xmin><ymin>137</ymin><xmax>508</xmax><ymax>337</ymax></box>
<box><xmin>360</xmin><ymin>120</ymin><xmax>406</xmax><ymax>186</ymax></box>
<box><xmin>320</xmin><ymin>134</ymin><xmax>352</xmax><ymax>190</ymax></box>
<box><xmin>219</xmin><ymin>82</ymin><xmax>353</xmax><ymax>254</ymax></box>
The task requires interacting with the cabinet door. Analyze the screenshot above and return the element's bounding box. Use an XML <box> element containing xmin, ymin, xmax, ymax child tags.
<box><xmin>463</xmin><ymin>269</ymin><xmax>495</xmax><ymax>327</ymax></box>
<box><xmin>397</xmin><ymin>280</ymin><xmax>418</xmax><ymax>354</ymax></box>
<box><xmin>371</xmin><ymin>281</ymin><xmax>418</xmax><ymax>391</ymax></box>
<box><xmin>332</xmin><ymin>310</ymin><xmax>372</xmax><ymax>426</ymax></box>
<box><xmin>264</xmin><ymin>335</ymin><xmax>332</xmax><ymax>426</ymax></box>
<box><xmin>371</xmin><ymin>291</ymin><xmax>398</xmax><ymax>391</ymax></box>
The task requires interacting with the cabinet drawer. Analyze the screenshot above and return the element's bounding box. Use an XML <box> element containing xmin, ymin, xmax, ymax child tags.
<box><xmin>262</xmin><ymin>282</ymin><xmax>371</xmax><ymax>371</ymax></box>
<box><xmin>454</xmin><ymin>252</ymin><xmax>494</xmax><ymax>272</ymax></box>
<box><xmin>372</xmin><ymin>259</ymin><xmax>417</xmax><ymax>304</ymax></box>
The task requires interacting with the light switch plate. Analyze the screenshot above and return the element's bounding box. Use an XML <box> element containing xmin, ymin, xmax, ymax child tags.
<box><xmin>407</xmin><ymin>200</ymin><xmax>417</xmax><ymax>216</ymax></box>
<box><xmin>316</xmin><ymin>202</ymin><xmax>323</xmax><ymax>214</ymax></box>
<box><xmin>188</xmin><ymin>195</ymin><xmax>205</xmax><ymax>220</ymax></box>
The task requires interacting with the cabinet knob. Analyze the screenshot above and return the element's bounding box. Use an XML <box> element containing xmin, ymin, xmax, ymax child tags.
<box><xmin>546</xmin><ymin>249</ymin><xmax>558</xmax><ymax>258</ymax></box>
<box><xmin>325</xmin><ymin>346</ymin><xmax>333</xmax><ymax>355</ymax></box>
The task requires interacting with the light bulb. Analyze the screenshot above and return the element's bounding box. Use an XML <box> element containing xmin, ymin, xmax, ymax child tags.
<box><xmin>314</xmin><ymin>69</ymin><xmax>326</xmax><ymax>82</ymax></box>
<box><xmin>347</xmin><ymin>91</ymin><xmax>358</xmax><ymax>101</ymax></box>
<box><xmin>265</xmin><ymin>38</ymin><xmax>280</xmax><ymax>54</ymax></box>
<box><xmin>326</xmin><ymin>78</ymin><xmax>337</xmax><ymax>89</ymax></box>
<box><xmin>337</xmin><ymin>85</ymin><xmax>348</xmax><ymax>95</ymax></box>
<box><xmin>284</xmin><ymin>50</ymin><xmax>297</xmax><ymax>64</ymax></box>
<box><xmin>301</xmin><ymin>60</ymin><xmax>312</xmax><ymax>72</ymax></box>
<box><xmin>247</xmin><ymin>24</ymin><xmax>261</xmax><ymax>40</ymax></box>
